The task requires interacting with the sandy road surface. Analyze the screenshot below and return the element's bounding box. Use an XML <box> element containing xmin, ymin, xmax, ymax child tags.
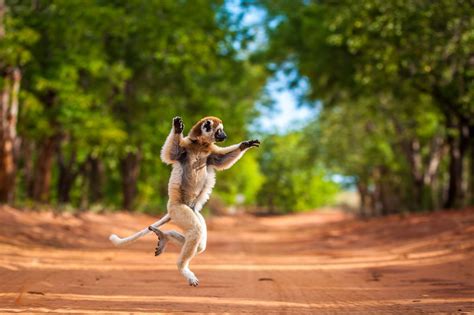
<box><xmin>0</xmin><ymin>207</ymin><xmax>473</xmax><ymax>314</ymax></box>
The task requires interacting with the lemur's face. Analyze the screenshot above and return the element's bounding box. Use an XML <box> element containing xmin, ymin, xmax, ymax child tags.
<box><xmin>189</xmin><ymin>116</ymin><xmax>226</xmax><ymax>144</ymax></box>
<box><xmin>201</xmin><ymin>119</ymin><xmax>227</xmax><ymax>142</ymax></box>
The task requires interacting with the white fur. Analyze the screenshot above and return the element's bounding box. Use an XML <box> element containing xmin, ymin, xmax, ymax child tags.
<box><xmin>109</xmin><ymin>214</ymin><xmax>170</xmax><ymax>246</ymax></box>
<box><xmin>193</xmin><ymin>167</ymin><xmax>216</xmax><ymax>212</ymax></box>
<box><xmin>211</xmin><ymin>143</ymin><xmax>241</xmax><ymax>154</ymax></box>
<box><xmin>160</xmin><ymin>129</ymin><xmax>180</xmax><ymax>165</ymax></box>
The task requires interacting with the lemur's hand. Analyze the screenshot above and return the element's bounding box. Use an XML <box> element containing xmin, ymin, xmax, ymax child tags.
<box><xmin>240</xmin><ymin>139</ymin><xmax>260</xmax><ymax>150</ymax></box>
<box><xmin>173</xmin><ymin>116</ymin><xmax>184</xmax><ymax>134</ymax></box>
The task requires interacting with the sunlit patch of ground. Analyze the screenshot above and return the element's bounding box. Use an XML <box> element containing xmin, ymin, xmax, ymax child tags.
<box><xmin>0</xmin><ymin>206</ymin><xmax>473</xmax><ymax>314</ymax></box>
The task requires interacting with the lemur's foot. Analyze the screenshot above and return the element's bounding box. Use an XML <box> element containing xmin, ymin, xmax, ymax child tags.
<box><xmin>148</xmin><ymin>226</ymin><xmax>168</xmax><ymax>256</ymax></box>
<box><xmin>188</xmin><ymin>276</ymin><xmax>199</xmax><ymax>287</ymax></box>
<box><xmin>181</xmin><ymin>268</ymin><xmax>199</xmax><ymax>287</ymax></box>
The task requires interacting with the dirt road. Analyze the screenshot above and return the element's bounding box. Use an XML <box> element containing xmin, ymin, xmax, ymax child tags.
<box><xmin>0</xmin><ymin>207</ymin><xmax>473</xmax><ymax>314</ymax></box>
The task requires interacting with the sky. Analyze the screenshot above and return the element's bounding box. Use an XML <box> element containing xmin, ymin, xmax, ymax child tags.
<box><xmin>226</xmin><ymin>1</ymin><xmax>317</xmax><ymax>133</ymax></box>
<box><xmin>258</xmin><ymin>73</ymin><xmax>317</xmax><ymax>132</ymax></box>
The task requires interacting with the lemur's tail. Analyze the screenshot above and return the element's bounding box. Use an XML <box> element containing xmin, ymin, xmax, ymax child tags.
<box><xmin>109</xmin><ymin>214</ymin><xmax>171</xmax><ymax>247</ymax></box>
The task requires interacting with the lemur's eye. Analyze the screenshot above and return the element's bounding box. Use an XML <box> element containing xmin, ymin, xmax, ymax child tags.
<box><xmin>203</xmin><ymin>120</ymin><xmax>212</xmax><ymax>132</ymax></box>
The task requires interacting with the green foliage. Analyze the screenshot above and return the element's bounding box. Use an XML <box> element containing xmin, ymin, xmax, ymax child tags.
<box><xmin>258</xmin><ymin>0</ymin><xmax>474</xmax><ymax>214</ymax></box>
<box><xmin>216</xmin><ymin>151</ymin><xmax>264</xmax><ymax>205</ymax></box>
<box><xmin>5</xmin><ymin>0</ymin><xmax>268</xmax><ymax>212</ymax></box>
<box><xmin>6</xmin><ymin>0</ymin><xmax>471</xmax><ymax>215</ymax></box>
<box><xmin>257</xmin><ymin>132</ymin><xmax>339</xmax><ymax>213</ymax></box>
<box><xmin>0</xmin><ymin>8</ymin><xmax>38</xmax><ymax>67</ymax></box>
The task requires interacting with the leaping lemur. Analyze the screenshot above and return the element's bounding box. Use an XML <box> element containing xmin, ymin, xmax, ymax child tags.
<box><xmin>109</xmin><ymin>116</ymin><xmax>260</xmax><ymax>286</ymax></box>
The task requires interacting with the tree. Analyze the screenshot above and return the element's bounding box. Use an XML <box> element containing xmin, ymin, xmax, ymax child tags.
<box><xmin>4</xmin><ymin>0</ymin><xmax>266</xmax><ymax>212</ymax></box>
<box><xmin>257</xmin><ymin>132</ymin><xmax>339</xmax><ymax>213</ymax></box>
<box><xmin>258</xmin><ymin>0</ymin><xmax>474</xmax><ymax>213</ymax></box>
<box><xmin>0</xmin><ymin>0</ymin><xmax>37</xmax><ymax>203</ymax></box>
<box><xmin>12</xmin><ymin>0</ymin><xmax>127</xmax><ymax>204</ymax></box>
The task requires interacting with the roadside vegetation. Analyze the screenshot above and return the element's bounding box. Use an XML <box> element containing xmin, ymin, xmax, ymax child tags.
<box><xmin>0</xmin><ymin>0</ymin><xmax>472</xmax><ymax>215</ymax></box>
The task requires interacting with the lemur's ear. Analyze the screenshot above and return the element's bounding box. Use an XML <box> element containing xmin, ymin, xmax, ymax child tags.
<box><xmin>202</xmin><ymin>120</ymin><xmax>212</xmax><ymax>132</ymax></box>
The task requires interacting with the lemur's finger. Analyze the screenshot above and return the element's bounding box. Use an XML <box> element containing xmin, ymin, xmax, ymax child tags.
<box><xmin>246</xmin><ymin>139</ymin><xmax>260</xmax><ymax>148</ymax></box>
<box><xmin>250</xmin><ymin>139</ymin><xmax>260</xmax><ymax>147</ymax></box>
<box><xmin>189</xmin><ymin>279</ymin><xmax>199</xmax><ymax>287</ymax></box>
<box><xmin>148</xmin><ymin>226</ymin><xmax>159</xmax><ymax>235</ymax></box>
<box><xmin>155</xmin><ymin>247</ymin><xmax>162</xmax><ymax>256</ymax></box>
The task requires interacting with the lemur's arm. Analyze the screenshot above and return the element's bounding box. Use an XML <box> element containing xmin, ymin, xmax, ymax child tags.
<box><xmin>208</xmin><ymin>140</ymin><xmax>260</xmax><ymax>171</ymax></box>
<box><xmin>160</xmin><ymin>117</ymin><xmax>186</xmax><ymax>165</ymax></box>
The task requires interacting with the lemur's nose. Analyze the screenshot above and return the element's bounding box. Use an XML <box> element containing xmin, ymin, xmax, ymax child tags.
<box><xmin>216</xmin><ymin>130</ymin><xmax>227</xmax><ymax>142</ymax></box>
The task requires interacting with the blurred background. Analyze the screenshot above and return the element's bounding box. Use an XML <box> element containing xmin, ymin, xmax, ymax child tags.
<box><xmin>0</xmin><ymin>0</ymin><xmax>472</xmax><ymax>216</ymax></box>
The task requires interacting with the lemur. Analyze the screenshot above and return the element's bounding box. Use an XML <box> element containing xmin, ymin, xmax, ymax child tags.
<box><xmin>109</xmin><ymin>116</ymin><xmax>260</xmax><ymax>286</ymax></box>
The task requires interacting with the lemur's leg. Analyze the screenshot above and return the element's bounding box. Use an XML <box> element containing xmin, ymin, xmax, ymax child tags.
<box><xmin>167</xmin><ymin>230</ymin><xmax>185</xmax><ymax>245</ymax></box>
<box><xmin>148</xmin><ymin>226</ymin><xmax>185</xmax><ymax>256</ymax></box>
<box><xmin>195</xmin><ymin>212</ymin><xmax>207</xmax><ymax>254</ymax></box>
<box><xmin>168</xmin><ymin>203</ymin><xmax>204</xmax><ymax>287</ymax></box>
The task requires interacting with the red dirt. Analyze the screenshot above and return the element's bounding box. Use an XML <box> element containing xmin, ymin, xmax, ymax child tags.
<box><xmin>0</xmin><ymin>207</ymin><xmax>473</xmax><ymax>314</ymax></box>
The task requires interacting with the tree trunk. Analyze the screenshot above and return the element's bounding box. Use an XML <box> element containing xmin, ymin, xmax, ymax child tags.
<box><xmin>120</xmin><ymin>151</ymin><xmax>141</xmax><ymax>210</ymax></box>
<box><xmin>21</xmin><ymin>139</ymin><xmax>35</xmax><ymax>198</ymax></box>
<box><xmin>78</xmin><ymin>159</ymin><xmax>90</xmax><ymax>210</ymax></box>
<box><xmin>371</xmin><ymin>168</ymin><xmax>385</xmax><ymax>216</ymax></box>
<box><xmin>57</xmin><ymin>142</ymin><xmax>78</xmax><ymax>204</ymax></box>
<box><xmin>0</xmin><ymin>67</ymin><xmax>21</xmax><ymax>203</ymax></box>
<box><xmin>32</xmin><ymin>135</ymin><xmax>58</xmax><ymax>203</ymax></box>
<box><xmin>412</xmin><ymin>178</ymin><xmax>425</xmax><ymax>211</ymax></box>
<box><xmin>459</xmin><ymin>122</ymin><xmax>470</xmax><ymax>206</ymax></box>
<box><xmin>88</xmin><ymin>156</ymin><xmax>104</xmax><ymax>204</ymax></box>
<box><xmin>57</xmin><ymin>167</ymin><xmax>75</xmax><ymax>203</ymax></box>
<box><xmin>387</xmin><ymin>113</ymin><xmax>427</xmax><ymax>211</ymax></box>
<box><xmin>444</xmin><ymin>118</ymin><xmax>469</xmax><ymax>209</ymax></box>
<box><xmin>30</xmin><ymin>89</ymin><xmax>58</xmax><ymax>203</ymax></box>
<box><xmin>377</xmin><ymin>166</ymin><xmax>397</xmax><ymax>215</ymax></box>
<box><xmin>424</xmin><ymin>136</ymin><xmax>444</xmax><ymax>209</ymax></box>
<box><xmin>407</xmin><ymin>139</ymin><xmax>427</xmax><ymax>211</ymax></box>
<box><xmin>445</xmin><ymin>130</ymin><xmax>461</xmax><ymax>209</ymax></box>
<box><xmin>357</xmin><ymin>181</ymin><xmax>369</xmax><ymax>218</ymax></box>
<box><xmin>469</xmin><ymin>124</ymin><xmax>474</xmax><ymax>206</ymax></box>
